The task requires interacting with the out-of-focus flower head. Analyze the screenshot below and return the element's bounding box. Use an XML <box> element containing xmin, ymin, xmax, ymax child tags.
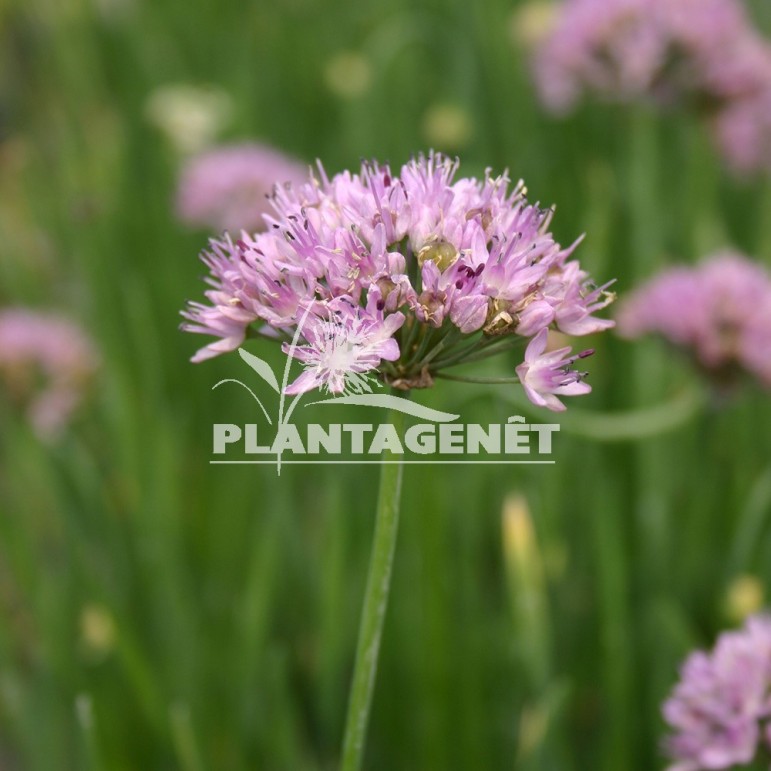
<box><xmin>323</xmin><ymin>51</ymin><xmax>373</xmax><ymax>99</ymax></box>
<box><xmin>532</xmin><ymin>0</ymin><xmax>760</xmax><ymax>112</ymax></box>
<box><xmin>724</xmin><ymin>575</ymin><xmax>765</xmax><ymax>624</ymax></box>
<box><xmin>79</xmin><ymin>604</ymin><xmax>117</xmax><ymax>661</ymax></box>
<box><xmin>93</xmin><ymin>0</ymin><xmax>135</xmax><ymax>24</ymax></box>
<box><xmin>145</xmin><ymin>84</ymin><xmax>233</xmax><ymax>155</ymax></box>
<box><xmin>421</xmin><ymin>103</ymin><xmax>474</xmax><ymax>151</ymax></box>
<box><xmin>531</xmin><ymin>0</ymin><xmax>771</xmax><ymax>174</ymax></box>
<box><xmin>662</xmin><ymin>614</ymin><xmax>771</xmax><ymax>770</ymax></box>
<box><xmin>176</xmin><ymin>143</ymin><xmax>308</xmax><ymax>233</ymax></box>
<box><xmin>510</xmin><ymin>1</ymin><xmax>559</xmax><ymax>51</ymax></box>
<box><xmin>616</xmin><ymin>251</ymin><xmax>771</xmax><ymax>388</ymax></box>
<box><xmin>0</xmin><ymin>308</ymin><xmax>99</xmax><ymax>439</ymax></box>
<box><xmin>182</xmin><ymin>152</ymin><xmax>615</xmax><ymax>410</ymax></box>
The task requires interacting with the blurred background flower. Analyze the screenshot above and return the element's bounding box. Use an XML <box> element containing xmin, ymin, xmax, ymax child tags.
<box><xmin>616</xmin><ymin>251</ymin><xmax>771</xmax><ymax>391</ymax></box>
<box><xmin>323</xmin><ymin>51</ymin><xmax>374</xmax><ymax>99</ymax></box>
<box><xmin>145</xmin><ymin>83</ymin><xmax>233</xmax><ymax>155</ymax></box>
<box><xmin>509</xmin><ymin>1</ymin><xmax>558</xmax><ymax>51</ymax></box>
<box><xmin>723</xmin><ymin>574</ymin><xmax>765</xmax><ymax>622</ymax></box>
<box><xmin>421</xmin><ymin>103</ymin><xmax>474</xmax><ymax>150</ymax></box>
<box><xmin>531</xmin><ymin>0</ymin><xmax>771</xmax><ymax>173</ymax></box>
<box><xmin>175</xmin><ymin>142</ymin><xmax>307</xmax><ymax>233</ymax></box>
<box><xmin>0</xmin><ymin>308</ymin><xmax>99</xmax><ymax>439</ymax></box>
<box><xmin>662</xmin><ymin>614</ymin><xmax>771</xmax><ymax>770</ymax></box>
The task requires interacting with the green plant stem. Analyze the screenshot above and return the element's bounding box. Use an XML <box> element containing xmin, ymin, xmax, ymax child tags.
<box><xmin>434</xmin><ymin>372</ymin><xmax>521</xmax><ymax>385</ymax></box>
<box><xmin>340</xmin><ymin>403</ymin><xmax>407</xmax><ymax>771</ymax></box>
<box><xmin>434</xmin><ymin>335</ymin><xmax>526</xmax><ymax>369</ymax></box>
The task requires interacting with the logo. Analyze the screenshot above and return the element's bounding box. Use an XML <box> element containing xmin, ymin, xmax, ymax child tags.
<box><xmin>211</xmin><ymin>314</ymin><xmax>560</xmax><ymax>473</ymax></box>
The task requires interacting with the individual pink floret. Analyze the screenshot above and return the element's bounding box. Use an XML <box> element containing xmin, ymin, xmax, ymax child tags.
<box><xmin>515</xmin><ymin>329</ymin><xmax>593</xmax><ymax>412</ymax></box>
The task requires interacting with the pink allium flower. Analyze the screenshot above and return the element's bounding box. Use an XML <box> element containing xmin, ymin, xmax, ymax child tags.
<box><xmin>182</xmin><ymin>152</ymin><xmax>615</xmax><ymax>410</ymax></box>
<box><xmin>533</xmin><ymin>0</ymin><xmax>771</xmax><ymax>173</ymax></box>
<box><xmin>0</xmin><ymin>308</ymin><xmax>99</xmax><ymax>438</ymax></box>
<box><xmin>515</xmin><ymin>329</ymin><xmax>593</xmax><ymax>412</ymax></box>
<box><xmin>532</xmin><ymin>0</ymin><xmax>751</xmax><ymax>113</ymax></box>
<box><xmin>616</xmin><ymin>251</ymin><xmax>771</xmax><ymax>387</ymax></box>
<box><xmin>176</xmin><ymin>143</ymin><xmax>307</xmax><ymax>233</ymax></box>
<box><xmin>663</xmin><ymin>614</ymin><xmax>771</xmax><ymax>770</ymax></box>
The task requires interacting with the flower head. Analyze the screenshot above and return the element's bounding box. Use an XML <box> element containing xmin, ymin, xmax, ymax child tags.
<box><xmin>663</xmin><ymin>614</ymin><xmax>771</xmax><ymax>770</ymax></box>
<box><xmin>532</xmin><ymin>0</ymin><xmax>771</xmax><ymax>173</ymax></box>
<box><xmin>532</xmin><ymin>0</ymin><xmax>758</xmax><ymax>111</ymax></box>
<box><xmin>0</xmin><ymin>308</ymin><xmax>99</xmax><ymax>438</ymax></box>
<box><xmin>616</xmin><ymin>251</ymin><xmax>771</xmax><ymax>388</ymax></box>
<box><xmin>176</xmin><ymin>143</ymin><xmax>307</xmax><ymax>233</ymax></box>
<box><xmin>182</xmin><ymin>152</ymin><xmax>614</xmax><ymax>410</ymax></box>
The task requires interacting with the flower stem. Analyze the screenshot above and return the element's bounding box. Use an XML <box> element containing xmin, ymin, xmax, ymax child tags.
<box><xmin>434</xmin><ymin>372</ymin><xmax>521</xmax><ymax>385</ymax></box>
<box><xmin>433</xmin><ymin>334</ymin><xmax>526</xmax><ymax>370</ymax></box>
<box><xmin>340</xmin><ymin>402</ymin><xmax>407</xmax><ymax>771</ymax></box>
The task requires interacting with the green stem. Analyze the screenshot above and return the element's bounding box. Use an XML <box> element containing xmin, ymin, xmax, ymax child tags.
<box><xmin>404</xmin><ymin>324</ymin><xmax>434</xmax><ymax>369</ymax></box>
<box><xmin>399</xmin><ymin>315</ymin><xmax>421</xmax><ymax>360</ymax></box>
<box><xmin>434</xmin><ymin>372</ymin><xmax>521</xmax><ymax>385</ymax></box>
<box><xmin>75</xmin><ymin>695</ymin><xmax>103</xmax><ymax>771</ymax></box>
<box><xmin>169</xmin><ymin>703</ymin><xmax>206</xmax><ymax>771</ymax></box>
<box><xmin>340</xmin><ymin>403</ymin><xmax>407</xmax><ymax>771</ymax></box>
<box><xmin>428</xmin><ymin>332</ymin><xmax>486</xmax><ymax>369</ymax></box>
<box><xmin>498</xmin><ymin>383</ymin><xmax>706</xmax><ymax>441</ymax></box>
<box><xmin>434</xmin><ymin>335</ymin><xmax>526</xmax><ymax>369</ymax></box>
<box><xmin>411</xmin><ymin>326</ymin><xmax>459</xmax><ymax>371</ymax></box>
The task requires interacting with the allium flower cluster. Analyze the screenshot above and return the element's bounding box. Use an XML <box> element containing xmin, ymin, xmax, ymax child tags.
<box><xmin>663</xmin><ymin>614</ymin><xmax>771</xmax><ymax>770</ymax></box>
<box><xmin>617</xmin><ymin>251</ymin><xmax>771</xmax><ymax>387</ymax></box>
<box><xmin>532</xmin><ymin>0</ymin><xmax>771</xmax><ymax>173</ymax></box>
<box><xmin>182</xmin><ymin>153</ymin><xmax>614</xmax><ymax>410</ymax></box>
<box><xmin>176</xmin><ymin>143</ymin><xmax>307</xmax><ymax>233</ymax></box>
<box><xmin>0</xmin><ymin>308</ymin><xmax>99</xmax><ymax>438</ymax></box>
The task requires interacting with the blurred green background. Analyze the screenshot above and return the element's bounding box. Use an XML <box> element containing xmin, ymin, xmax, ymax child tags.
<box><xmin>2</xmin><ymin>0</ymin><xmax>771</xmax><ymax>769</ymax></box>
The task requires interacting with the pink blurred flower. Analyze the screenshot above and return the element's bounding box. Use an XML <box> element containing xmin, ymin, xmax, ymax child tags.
<box><xmin>532</xmin><ymin>0</ymin><xmax>751</xmax><ymax>112</ymax></box>
<box><xmin>183</xmin><ymin>152</ymin><xmax>614</xmax><ymax>408</ymax></box>
<box><xmin>616</xmin><ymin>251</ymin><xmax>771</xmax><ymax>387</ymax></box>
<box><xmin>663</xmin><ymin>614</ymin><xmax>771</xmax><ymax>770</ymax></box>
<box><xmin>710</xmin><ymin>90</ymin><xmax>771</xmax><ymax>174</ymax></box>
<box><xmin>176</xmin><ymin>143</ymin><xmax>307</xmax><ymax>233</ymax></box>
<box><xmin>533</xmin><ymin>0</ymin><xmax>771</xmax><ymax>173</ymax></box>
<box><xmin>0</xmin><ymin>308</ymin><xmax>99</xmax><ymax>438</ymax></box>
